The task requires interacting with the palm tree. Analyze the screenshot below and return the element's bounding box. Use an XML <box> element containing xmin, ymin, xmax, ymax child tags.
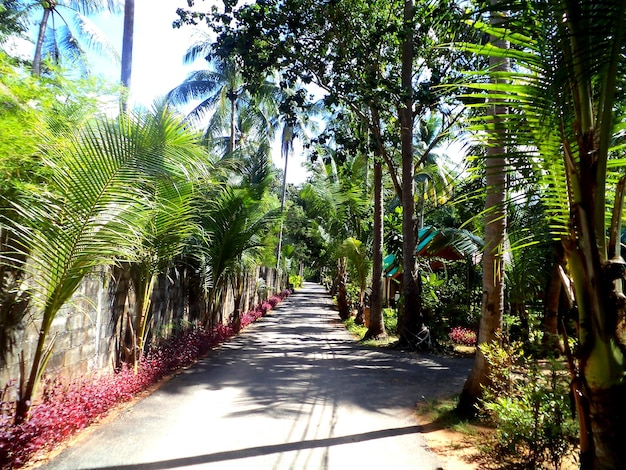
<box><xmin>4</xmin><ymin>102</ymin><xmax>206</xmax><ymax>422</ymax></box>
<box><xmin>456</xmin><ymin>0</ymin><xmax>509</xmax><ymax>418</ymax></box>
<box><xmin>167</xmin><ymin>48</ymin><xmax>264</xmax><ymax>154</ymax></box>
<box><xmin>30</xmin><ymin>0</ymin><xmax>121</xmax><ymax>76</ymax></box>
<box><xmin>196</xmin><ymin>151</ymin><xmax>280</xmax><ymax>328</ymax></box>
<box><xmin>456</xmin><ymin>1</ymin><xmax>626</xmax><ymax>466</ymax></box>
<box><xmin>119</xmin><ymin>104</ymin><xmax>211</xmax><ymax>369</ymax></box>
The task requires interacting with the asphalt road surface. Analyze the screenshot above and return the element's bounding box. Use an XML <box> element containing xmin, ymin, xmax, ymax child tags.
<box><xmin>40</xmin><ymin>282</ymin><xmax>472</xmax><ymax>470</ymax></box>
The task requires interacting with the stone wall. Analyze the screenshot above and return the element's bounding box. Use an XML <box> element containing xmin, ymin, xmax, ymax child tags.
<box><xmin>0</xmin><ymin>265</ymin><xmax>283</xmax><ymax>395</ymax></box>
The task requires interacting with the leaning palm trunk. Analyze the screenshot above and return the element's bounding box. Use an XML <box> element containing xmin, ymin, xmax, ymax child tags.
<box><xmin>32</xmin><ymin>7</ymin><xmax>52</xmax><ymax>76</ymax></box>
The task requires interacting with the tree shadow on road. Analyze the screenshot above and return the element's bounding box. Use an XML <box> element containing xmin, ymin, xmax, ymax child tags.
<box><xmin>89</xmin><ymin>425</ymin><xmax>427</xmax><ymax>469</ymax></box>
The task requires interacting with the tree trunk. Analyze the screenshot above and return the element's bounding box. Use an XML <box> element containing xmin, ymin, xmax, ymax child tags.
<box><xmin>365</xmin><ymin>156</ymin><xmax>385</xmax><ymax>339</ymax></box>
<box><xmin>542</xmin><ymin>247</ymin><xmax>564</xmax><ymax>354</ymax></box>
<box><xmin>457</xmin><ymin>0</ymin><xmax>508</xmax><ymax>417</ymax></box>
<box><xmin>587</xmin><ymin>384</ymin><xmax>626</xmax><ymax>469</ymax></box>
<box><xmin>229</xmin><ymin>93</ymin><xmax>236</xmax><ymax>154</ymax></box>
<box><xmin>32</xmin><ymin>7</ymin><xmax>52</xmax><ymax>76</ymax></box>
<box><xmin>120</xmin><ymin>0</ymin><xmax>135</xmax><ymax>109</ymax></box>
<box><xmin>336</xmin><ymin>257</ymin><xmax>350</xmax><ymax>320</ymax></box>
<box><xmin>15</xmin><ymin>309</ymin><xmax>54</xmax><ymax>423</ymax></box>
<box><xmin>276</xmin><ymin>136</ymin><xmax>289</xmax><ymax>270</ymax></box>
<box><xmin>397</xmin><ymin>0</ymin><xmax>422</xmax><ymax>347</ymax></box>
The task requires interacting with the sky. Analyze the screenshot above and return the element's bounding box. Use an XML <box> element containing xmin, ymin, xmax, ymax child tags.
<box><xmin>92</xmin><ymin>1</ymin><xmax>204</xmax><ymax>108</ymax></box>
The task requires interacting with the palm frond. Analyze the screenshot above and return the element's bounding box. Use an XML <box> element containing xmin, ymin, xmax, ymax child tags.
<box><xmin>72</xmin><ymin>12</ymin><xmax>120</xmax><ymax>63</ymax></box>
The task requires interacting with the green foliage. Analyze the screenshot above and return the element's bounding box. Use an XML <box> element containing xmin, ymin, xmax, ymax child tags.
<box><xmin>343</xmin><ymin>316</ymin><xmax>367</xmax><ymax>339</ymax></box>
<box><xmin>0</xmin><ymin>52</ymin><xmax>108</xmax><ymax>203</ymax></box>
<box><xmin>382</xmin><ymin>307</ymin><xmax>398</xmax><ymax>335</ymax></box>
<box><xmin>288</xmin><ymin>274</ymin><xmax>302</xmax><ymax>289</ymax></box>
<box><xmin>30</xmin><ymin>0</ymin><xmax>121</xmax><ymax>76</ymax></box>
<box><xmin>0</xmin><ymin>51</ymin><xmax>117</xmax><ymax>368</ymax></box>
<box><xmin>479</xmin><ymin>340</ymin><xmax>579</xmax><ymax>469</ymax></box>
<box><xmin>0</xmin><ymin>0</ymin><xmax>28</xmax><ymax>39</ymax></box>
<box><xmin>4</xmin><ymin>102</ymin><xmax>208</xmax><ymax>420</ymax></box>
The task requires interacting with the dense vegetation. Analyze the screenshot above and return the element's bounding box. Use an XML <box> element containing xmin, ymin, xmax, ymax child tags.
<box><xmin>2</xmin><ymin>0</ymin><xmax>626</xmax><ymax>467</ymax></box>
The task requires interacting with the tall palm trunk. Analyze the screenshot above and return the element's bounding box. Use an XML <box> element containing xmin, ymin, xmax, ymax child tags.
<box><xmin>365</xmin><ymin>156</ymin><xmax>385</xmax><ymax>339</ymax></box>
<box><xmin>276</xmin><ymin>133</ymin><xmax>289</xmax><ymax>269</ymax></box>
<box><xmin>397</xmin><ymin>0</ymin><xmax>422</xmax><ymax>345</ymax></box>
<box><xmin>228</xmin><ymin>92</ymin><xmax>237</xmax><ymax>154</ymax></box>
<box><xmin>457</xmin><ymin>0</ymin><xmax>508</xmax><ymax>416</ymax></box>
<box><xmin>32</xmin><ymin>6</ymin><xmax>53</xmax><ymax>76</ymax></box>
<box><xmin>120</xmin><ymin>0</ymin><xmax>135</xmax><ymax>109</ymax></box>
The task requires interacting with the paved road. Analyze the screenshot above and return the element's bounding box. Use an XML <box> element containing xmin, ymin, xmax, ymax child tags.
<box><xmin>40</xmin><ymin>282</ymin><xmax>472</xmax><ymax>470</ymax></box>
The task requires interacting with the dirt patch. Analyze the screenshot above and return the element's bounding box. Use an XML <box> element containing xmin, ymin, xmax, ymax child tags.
<box><xmin>415</xmin><ymin>401</ymin><xmax>487</xmax><ymax>469</ymax></box>
<box><xmin>415</xmin><ymin>401</ymin><xmax>580</xmax><ymax>470</ymax></box>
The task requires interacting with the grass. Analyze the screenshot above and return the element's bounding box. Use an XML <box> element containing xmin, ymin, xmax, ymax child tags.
<box><xmin>417</xmin><ymin>395</ymin><xmax>479</xmax><ymax>433</ymax></box>
<box><xmin>343</xmin><ymin>317</ymin><xmax>399</xmax><ymax>346</ymax></box>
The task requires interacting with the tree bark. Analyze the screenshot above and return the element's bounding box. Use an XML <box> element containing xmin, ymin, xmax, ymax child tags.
<box><xmin>336</xmin><ymin>257</ymin><xmax>350</xmax><ymax>320</ymax></box>
<box><xmin>120</xmin><ymin>0</ymin><xmax>135</xmax><ymax>109</ymax></box>
<box><xmin>365</xmin><ymin>156</ymin><xmax>385</xmax><ymax>339</ymax></box>
<box><xmin>397</xmin><ymin>0</ymin><xmax>423</xmax><ymax>346</ymax></box>
<box><xmin>32</xmin><ymin>7</ymin><xmax>52</xmax><ymax>76</ymax></box>
<box><xmin>588</xmin><ymin>384</ymin><xmax>626</xmax><ymax>469</ymax></box>
<box><xmin>457</xmin><ymin>0</ymin><xmax>508</xmax><ymax>417</ymax></box>
<box><xmin>542</xmin><ymin>246</ymin><xmax>564</xmax><ymax>354</ymax></box>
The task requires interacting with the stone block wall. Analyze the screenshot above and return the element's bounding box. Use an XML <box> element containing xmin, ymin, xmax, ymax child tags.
<box><xmin>0</xmin><ymin>264</ymin><xmax>284</xmax><ymax>397</ymax></box>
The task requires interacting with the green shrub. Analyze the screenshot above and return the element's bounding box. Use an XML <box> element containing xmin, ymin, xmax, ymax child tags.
<box><xmin>288</xmin><ymin>274</ymin><xmax>303</xmax><ymax>289</ymax></box>
<box><xmin>382</xmin><ymin>308</ymin><xmax>398</xmax><ymax>335</ymax></box>
<box><xmin>480</xmin><ymin>339</ymin><xmax>578</xmax><ymax>469</ymax></box>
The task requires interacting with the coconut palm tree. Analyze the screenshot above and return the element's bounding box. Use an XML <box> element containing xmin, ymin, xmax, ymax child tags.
<box><xmin>29</xmin><ymin>0</ymin><xmax>121</xmax><ymax>76</ymax></box>
<box><xmin>167</xmin><ymin>47</ymin><xmax>273</xmax><ymax>153</ymax></box>
<box><xmin>456</xmin><ymin>1</ymin><xmax>626</xmax><ymax>466</ymax></box>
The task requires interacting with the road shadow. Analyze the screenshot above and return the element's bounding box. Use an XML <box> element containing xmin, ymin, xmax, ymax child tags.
<box><xmin>155</xmin><ymin>282</ymin><xmax>472</xmax><ymax>417</ymax></box>
<box><xmin>89</xmin><ymin>425</ymin><xmax>425</xmax><ymax>469</ymax></box>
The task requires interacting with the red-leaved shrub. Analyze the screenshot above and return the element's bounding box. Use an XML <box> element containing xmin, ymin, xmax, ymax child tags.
<box><xmin>448</xmin><ymin>326</ymin><xmax>477</xmax><ymax>346</ymax></box>
<box><xmin>0</xmin><ymin>290</ymin><xmax>290</xmax><ymax>469</ymax></box>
